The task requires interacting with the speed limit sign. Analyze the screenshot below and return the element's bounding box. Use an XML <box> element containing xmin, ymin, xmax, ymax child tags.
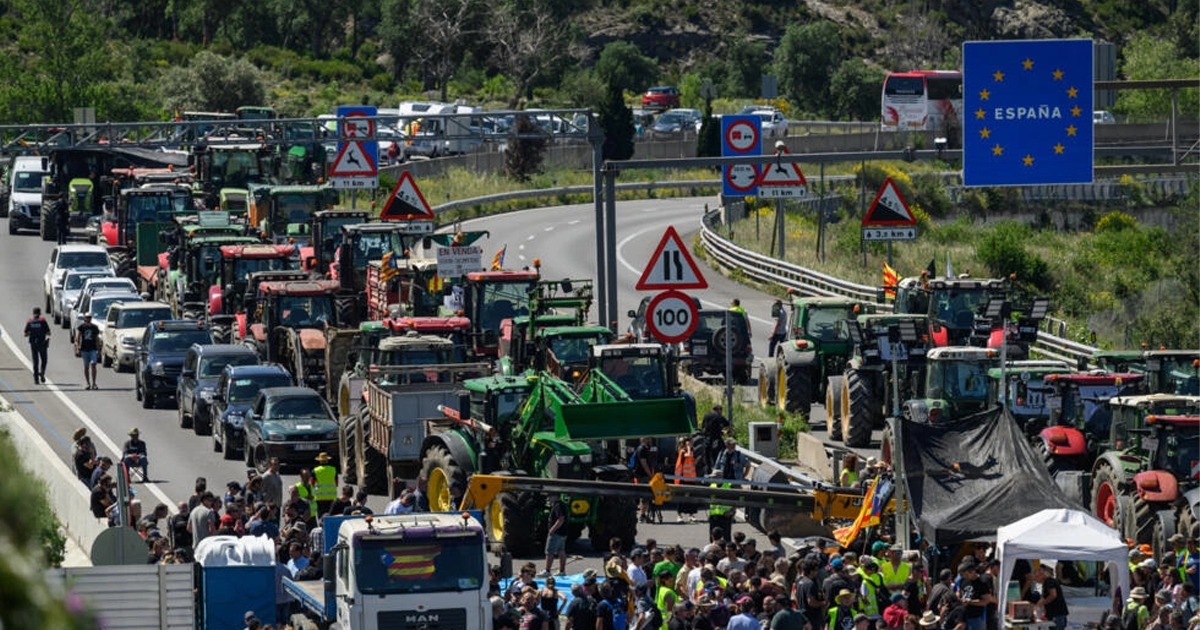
<box><xmin>645</xmin><ymin>290</ymin><xmax>699</xmax><ymax>344</ymax></box>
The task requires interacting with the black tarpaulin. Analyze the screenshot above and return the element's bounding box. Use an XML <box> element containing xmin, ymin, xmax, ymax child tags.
<box><xmin>899</xmin><ymin>406</ymin><xmax>1078</xmax><ymax>546</ymax></box>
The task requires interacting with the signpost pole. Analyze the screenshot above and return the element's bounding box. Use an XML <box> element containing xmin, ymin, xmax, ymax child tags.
<box><xmin>725</xmin><ymin>309</ymin><xmax>733</xmax><ymax>425</ymax></box>
<box><xmin>776</xmin><ymin>198</ymin><xmax>785</xmax><ymax>261</ymax></box>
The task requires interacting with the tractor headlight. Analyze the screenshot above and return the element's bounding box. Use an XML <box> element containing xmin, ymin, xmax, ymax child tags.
<box><xmin>554</xmin><ymin>454</ymin><xmax>576</xmax><ymax>465</ymax></box>
<box><xmin>578</xmin><ymin>453</ymin><xmax>592</xmax><ymax>464</ymax></box>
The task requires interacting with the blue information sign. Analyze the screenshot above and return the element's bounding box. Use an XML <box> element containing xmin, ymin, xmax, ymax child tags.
<box><xmin>721</xmin><ymin>115</ymin><xmax>762</xmax><ymax>197</ymax></box>
<box><xmin>963</xmin><ymin>39</ymin><xmax>1093</xmax><ymax>187</ymax></box>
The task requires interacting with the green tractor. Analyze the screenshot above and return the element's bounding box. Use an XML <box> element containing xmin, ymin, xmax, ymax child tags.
<box><xmin>837</xmin><ymin>314</ymin><xmax>931</xmax><ymax>447</ymax></box>
<box><xmin>986</xmin><ymin>360</ymin><xmax>1074</xmax><ymax>432</ymax></box>
<box><xmin>419</xmin><ymin>367</ymin><xmax>694</xmax><ymax>556</ymax></box>
<box><xmin>770</xmin><ymin>296</ymin><xmax>875</xmax><ymax>427</ymax></box>
<box><xmin>497</xmin><ymin>279</ymin><xmax>612</xmax><ymax>383</ymax></box>
<box><xmin>1093</xmin><ymin>350</ymin><xmax>1200</xmax><ymax>395</ymax></box>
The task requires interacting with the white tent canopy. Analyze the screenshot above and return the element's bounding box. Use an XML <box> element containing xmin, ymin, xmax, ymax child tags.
<box><xmin>995</xmin><ymin>509</ymin><xmax>1130</xmax><ymax>621</ymax></box>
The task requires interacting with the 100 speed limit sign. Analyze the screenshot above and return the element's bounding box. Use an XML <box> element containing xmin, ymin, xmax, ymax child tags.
<box><xmin>645</xmin><ymin>290</ymin><xmax>699</xmax><ymax>344</ymax></box>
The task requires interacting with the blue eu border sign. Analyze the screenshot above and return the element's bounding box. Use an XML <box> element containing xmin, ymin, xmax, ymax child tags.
<box><xmin>963</xmin><ymin>39</ymin><xmax>1094</xmax><ymax>187</ymax></box>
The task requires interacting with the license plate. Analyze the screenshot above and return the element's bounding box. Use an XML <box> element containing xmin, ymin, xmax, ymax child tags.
<box><xmin>294</xmin><ymin>443</ymin><xmax>319</xmax><ymax>451</ymax></box>
<box><xmin>693</xmin><ymin>345</ymin><xmax>707</xmax><ymax>356</ymax></box>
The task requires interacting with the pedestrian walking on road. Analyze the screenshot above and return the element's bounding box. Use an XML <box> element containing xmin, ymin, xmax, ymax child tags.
<box><xmin>312</xmin><ymin>452</ymin><xmax>338</xmax><ymax>517</ymax></box>
<box><xmin>260</xmin><ymin>457</ymin><xmax>283</xmax><ymax>514</ymax></box>
<box><xmin>769</xmin><ymin>299</ymin><xmax>787</xmax><ymax>358</ymax></box>
<box><xmin>24</xmin><ymin>306</ymin><xmax>51</xmax><ymax>383</ymax></box>
<box><xmin>74</xmin><ymin>313</ymin><xmax>101</xmax><ymax>389</ymax></box>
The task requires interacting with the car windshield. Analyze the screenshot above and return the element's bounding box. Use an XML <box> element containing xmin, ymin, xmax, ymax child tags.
<box><xmin>269</xmin><ymin>396</ymin><xmax>328</xmax><ymax>419</ymax></box>
<box><xmin>233</xmin><ymin>256</ymin><xmax>292</xmax><ymax>277</ymax></box>
<box><xmin>59</xmin><ymin>252</ymin><xmax>110</xmax><ymax>269</ymax></box>
<box><xmin>65</xmin><ymin>273</ymin><xmax>109</xmax><ymax>290</ymax></box>
<box><xmin>354</xmin><ymin>534</ymin><xmax>484</xmax><ymax>595</ymax></box>
<box><xmin>199</xmin><ymin>354</ymin><xmax>257</xmax><ymax>377</ymax></box>
<box><xmin>229</xmin><ymin>375</ymin><xmax>292</xmax><ymax>402</ymax></box>
<box><xmin>85</xmin><ymin>281</ymin><xmax>134</xmax><ymax>295</ymax></box>
<box><xmin>602</xmin><ymin>355</ymin><xmax>667</xmax><ymax>398</ymax></box>
<box><xmin>353</xmin><ymin>231</ymin><xmax>400</xmax><ymax>263</ymax></box>
<box><xmin>548</xmin><ymin>335</ymin><xmax>605</xmax><ymax>365</ymax></box>
<box><xmin>928</xmin><ymin>359</ymin><xmax>992</xmax><ymax>403</ymax></box>
<box><xmin>479</xmin><ymin>282</ymin><xmax>532</xmax><ymax>330</ymax></box>
<box><xmin>91</xmin><ymin>296</ymin><xmax>137</xmax><ymax>318</ymax></box>
<box><xmin>127</xmin><ymin>193</ymin><xmax>189</xmax><ymax>223</ymax></box>
<box><xmin>277</xmin><ymin>295</ymin><xmax>334</xmax><ymax>327</ymax></box>
<box><xmin>276</xmin><ymin>193</ymin><xmax>319</xmax><ymax>226</ymax></box>
<box><xmin>118</xmin><ymin>308</ymin><xmax>173</xmax><ymax>329</ymax></box>
<box><xmin>932</xmin><ymin>288</ymin><xmax>990</xmax><ymax>329</ymax></box>
<box><xmin>806</xmin><ymin>307</ymin><xmax>853</xmax><ymax>342</ymax></box>
<box><xmin>656</xmin><ymin>113</ymin><xmax>684</xmax><ymax>126</ymax></box>
<box><xmin>150</xmin><ymin>329</ymin><xmax>213</xmax><ymax>352</ymax></box>
<box><xmin>13</xmin><ymin>171</ymin><xmax>46</xmax><ymax>193</ymax></box>
<box><xmin>696</xmin><ymin>311</ymin><xmax>747</xmax><ymax>336</ymax></box>
<box><xmin>1160</xmin><ymin>428</ymin><xmax>1200</xmax><ymax>476</ymax></box>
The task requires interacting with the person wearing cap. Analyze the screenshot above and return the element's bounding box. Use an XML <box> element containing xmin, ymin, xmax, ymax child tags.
<box><xmin>884</xmin><ymin>592</ymin><xmax>910</xmax><ymax>629</ymax></box>
<box><xmin>1125</xmin><ymin>587</ymin><xmax>1151</xmax><ymax>630</ymax></box>
<box><xmin>242</xmin><ymin>610</ymin><xmax>260</xmax><ymax>630</ymax></box>
<box><xmin>312</xmin><ymin>452</ymin><xmax>338</xmax><ymax>516</ymax></box>
<box><xmin>857</xmin><ymin>557</ymin><xmax>887</xmax><ymax>624</ymax></box>
<box><xmin>957</xmin><ymin>561</ymin><xmax>993</xmax><ymax>630</ymax></box>
<box><xmin>727</xmin><ymin>594</ymin><xmax>759</xmax><ymax>630</ymax></box>
<box><xmin>712</xmin><ymin>436</ymin><xmax>748</xmax><ymax>480</ymax></box>
<box><xmin>769</xmin><ymin>299</ymin><xmax>788</xmax><ymax>357</ymax></box>
<box><xmin>74</xmin><ymin>312</ymin><xmax>102</xmax><ymax>389</ymax></box>
<box><xmin>1031</xmin><ymin>564</ymin><xmax>1068</xmax><ymax>630</ymax></box>
<box><xmin>24</xmin><ymin>306</ymin><xmax>51</xmax><ymax>384</ymax></box>
<box><xmin>628</xmin><ymin>547</ymin><xmax>650</xmax><ymax>589</ymax></box>
<box><xmin>655</xmin><ymin>569</ymin><xmax>679</xmax><ymax>626</ymax></box>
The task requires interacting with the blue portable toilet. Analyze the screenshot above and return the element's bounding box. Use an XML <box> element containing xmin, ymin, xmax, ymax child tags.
<box><xmin>194</xmin><ymin>535</ymin><xmax>278</xmax><ymax>629</ymax></box>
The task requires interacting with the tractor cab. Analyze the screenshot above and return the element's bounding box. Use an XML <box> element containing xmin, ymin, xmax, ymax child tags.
<box><xmin>207</xmin><ymin>244</ymin><xmax>297</xmax><ymax>318</ymax></box>
<box><xmin>260</xmin><ymin>281</ymin><xmax>340</xmax><ymax>331</ymax></box>
<box><xmin>305</xmin><ymin>210</ymin><xmax>369</xmax><ymax>273</ymax></box>
<box><xmin>895</xmin><ymin>277</ymin><xmax>1008</xmax><ymax>348</ymax></box>
<box><xmin>372</xmin><ymin>334</ymin><xmax>464</xmax><ymax>386</ymax></box>
<box><xmin>1142</xmin><ymin>351</ymin><xmax>1200</xmax><ymax>395</ymax></box>
<box><xmin>904</xmin><ymin>346</ymin><xmax>1000</xmax><ymax>424</ymax></box>
<box><xmin>1108</xmin><ymin>394</ymin><xmax>1200</xmax><ymax>451</ymax></box>
<box><xmin>987</xmin><ymin>360</ymin><xmax>1074</xmax><ymax>430</ymax></box>
<box><xmin>588</xmin><ymin>343</ymin><xmax>676</xmax><ymax>401</ymax></box>
<box><xmin>1042</xmin><ymin>372</ymin><xmax>1146</xmax><ymax>439</ymax></box>
<box><xmin>459</xmin><ymin>269</ymin><xmax>541</xmax><ymax>358</ymax></box>
<box><xmin>248</xmin><ymin>185</ymin><xmax>338</xmax><ymax>245</ymax></box>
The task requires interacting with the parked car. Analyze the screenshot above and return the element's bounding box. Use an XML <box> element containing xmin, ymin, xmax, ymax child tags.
<box><xmin>682</xmin><ymin>308</ymin><xmax>754</xmax><ymax>384</ymax></box>
<box><xmin>53</xmin><ymin>267</ymin><xmax>114</xmax><ymax>326</ymax></box>
<box><xmin>642</xmin><ymin>86</ymin><xmax>681</xmax><ymax>110</ymax></box>
<box><xmin>101</xmin><ymin>302</ymin><xmax>173</xmax><ymax>371</ymax></box>
<box><xmin>70</xmin><ymin>290</ymin><xmax>140</xmax><ymax>342</ymax></box>
<box><xmin>177</xmin><ymin>343</ymin><xmax>260</xmax><ymax>435</ymax></box>
<box><xmin>739</xmin><ymin>106</ymin><xmax>789</xmax><ymax>139</ymax></box>
<box><xmin>68</xmin><ymin>276</ymin><xmax>138</xmax><ymax>331</ymax></box>
<box><xmin>650</xmin><ymin>110</ymin><xmax>702</xmax><ymax>137</ymax></box>
<box><xmin>43</xmin><ymin>244</ymin><xmax>111</xmax><ymax>315</ymax></box>
<box><xmin>211</xmin><ymin>364</ymin><xmax>295</xmax><ymax>460</ymax></box>
<box><xmin>1093</xmin><ymin>110</ymin><xmax>1116</xmax><ymax>125</ymax></box>
<box><xmin>8</xmin><ymin>156</ymin><xmax>49</xmax><ymax>233</ymax></box>
<box><xmin>135</xmin><ymin>320</ymin><xmax>214</xmax><ymax>409</ymax></box>
<box><xmin>244</xmin><ymin>387</ymin><xmax>339</xmax><ymax>471</ymax></box>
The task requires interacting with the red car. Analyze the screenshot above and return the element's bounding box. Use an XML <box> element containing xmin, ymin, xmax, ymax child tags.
<box><xmin>641</xmin><ymin>86</ymin><xmax>681</xmax><ymax>109</ymax></box>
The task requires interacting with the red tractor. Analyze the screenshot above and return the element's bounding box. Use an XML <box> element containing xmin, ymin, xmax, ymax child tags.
<box><xmin>1034</xmin><ymin>372</ymin><xmax>1145</xmax><ymax>475</ymax></box>
<box><xmin>892</xmin><ymin>276</ymin><xmax>1030</xmax><ymax>356</ymax></box>
<box><xmin>240</xmin><ymin>278</ymin><xmax>341</xmax><ymax>391</ymax></box>
<box><xmin>458</xmin><ymin>269</ymin><xmax>542</xmax><ymax>359</ymax></box>
<box><xmin>206</xmin><ymin>244</ymin><xmax>297</xmax><ymax>342</ymax></box>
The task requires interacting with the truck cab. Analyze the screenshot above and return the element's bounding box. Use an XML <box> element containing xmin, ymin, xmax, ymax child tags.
<box><xmin>285</xmin><ymin>513</ymin><xmax>489</xmax><ymax>630</ymax></box>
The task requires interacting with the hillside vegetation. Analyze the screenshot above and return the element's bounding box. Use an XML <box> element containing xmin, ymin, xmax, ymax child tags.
<box><xmin>0</xmin><ymin>0</ymin><xmax>1194</xmax><ymax>125</ymax></box>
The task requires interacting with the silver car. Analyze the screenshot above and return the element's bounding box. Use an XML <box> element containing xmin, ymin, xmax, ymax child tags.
<box><xmin>67</xmin><ymin>277</ymin><xmax>138</xmax><ymax>330</ymax></box>
<box><xmin>53</xmin><ymin>268</ymin><xmax>113</xmax><ymax>326</ymax></box>
<box><xmin>70</xmin><ymin>290</ymin><xmax>141</xmax><ymax>343</ymax></box>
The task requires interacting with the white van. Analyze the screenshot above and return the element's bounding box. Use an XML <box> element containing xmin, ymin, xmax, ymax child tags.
<box><xmin>8</xmin><ymin>156</ymin><xmax>49</xmax><ymax>235</ymax></box>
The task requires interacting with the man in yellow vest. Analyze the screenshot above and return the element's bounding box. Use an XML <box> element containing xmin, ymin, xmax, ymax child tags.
<box><xmin>312</xmin><ymin>453</ymin><xmax>338</xmax><ymax>518</ymax></box>
<box><xmin>294</xmin><ymin>468</ymin><xmax>318</xmax><ymax>521</ymax></box>
<box><xmin>708</xmin><ymin>481</ymin><xmax>734</xmax><ymax>539</ymax></box>
<box><xmin>879</xmin><ymin>544</ymin><xmax>912</xmax><ymax>594</ymax></box>
<box><xmin>654</xmin><ymin>569</ymin><xmax>677</xmax><ymax>629</ymax></box>
<box><xmin>857</xmin><ymin>557</ymin><xmax>885</xmax><ymax>626</ymax></box>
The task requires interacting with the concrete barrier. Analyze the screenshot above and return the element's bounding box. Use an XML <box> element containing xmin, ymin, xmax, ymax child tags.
<box><xmin>794</xmin><ymin>432</ymin><xmax>834</xmax><ymax>483</ymax></box>
<box><xmin>0</xmin><ymin>396</ymin><xmax>103</xmax><ymax>563</ymax></box>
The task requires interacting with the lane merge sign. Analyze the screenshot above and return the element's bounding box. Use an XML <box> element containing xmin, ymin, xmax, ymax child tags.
<box><xmin>635</xmin><ymin>225</ymin><xmax>708</xmax><ymax>291</ymax></box>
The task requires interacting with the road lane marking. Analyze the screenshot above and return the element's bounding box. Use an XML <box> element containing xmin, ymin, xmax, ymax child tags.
<box><xmin>543</xmin><ymin>226</ymin><xmax>555</xmax><ymax>232</ymax></box>
<box><xmin>0</xmin><ymin>324</ymin><xmax>176</xmax><ymax>513</ymax></box>
<box><xmin>526</xmin><ymin>235</ymin><xmax>535</xmax><ymax>240</ymax></box>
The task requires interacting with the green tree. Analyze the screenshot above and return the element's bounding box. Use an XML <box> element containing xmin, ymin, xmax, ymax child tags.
<box><xmin>977</xmin><ymin>221</ymin><xmax>1052</xmax><ymax>291</ymax></box>
<box><xmin>158</xmin><ymin>51</ymin><xmax>268</xmax><ymax>113</ymax></box>
<box><xmin>723</xmin><ymin>37</ymin><xmax>769</xmax><ymax>99</ymax></box>
<box><xmin>379</xmin><ymin>0</ymin><xmax>417</xmax><ymax>80</ymax></box>
<box><xmin>1115</xmin><ymin>33</ymin><xmax>1200</xmax><ymax>119</ymax></box>
<box><xmin>596</xmin><ymin>87</ymin><xmax>635</xmax><ymax>161</ymax></box>
<box><xmin>829</xmin><ymin>58</ymin><xmax>884</xmax><ymax>121</ymax></box>
<box><xmin>594</xmin><ymin>41</ymin><xmax>657</xmax><ymax>95</ymax></box>
<box><xmin>407</xmin><ymin>0</ymin><xmax>479</xmax><ymax>100</ymax></box>
<box><xmin>505</xmin><ymin>113</ymin><xmax>547</xmax><ymax>181</ymax></box>
<box><xmin>488</xmin><ymin>0</ymin><xmax>572</xmax><ymax>106</ymax></box>
<box><xmin>773</xmin><ymin>20</ymin><xmax>843</xmax><ymax>116</ymax></box>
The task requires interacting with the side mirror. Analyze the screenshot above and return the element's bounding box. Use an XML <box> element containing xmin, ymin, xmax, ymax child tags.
<box><xmin>627</xmin><ymin>309</ymin><xmax>637</xmax><ymax>318</ymax></box>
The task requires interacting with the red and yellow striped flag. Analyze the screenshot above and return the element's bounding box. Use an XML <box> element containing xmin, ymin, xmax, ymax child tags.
<box><xmin>833</xmin><ymin>478</ymin><xmax>879</xmax><ymax>547</ymax></box>
<box><xmin>380</xmin><ymin>252</ymin><xmax>399</xmax><ymax>283</ymax></box>
<box><xmin>384</xmin><ymin>544</ymin><xmax>441</xmax><ymax>580</ymax></box>
<box><xmin>882</xmin><ymin>261</ymin><xmax>899</xmax><ymax>299</ymax></box>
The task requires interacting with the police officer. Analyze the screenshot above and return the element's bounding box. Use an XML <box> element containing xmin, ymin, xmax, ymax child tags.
<box><xmin>24</xmin><ymin>306</ymin><xmax>50</xmax><ymax>383</ymax></box>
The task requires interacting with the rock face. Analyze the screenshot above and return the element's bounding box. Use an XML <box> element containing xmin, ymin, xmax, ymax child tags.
<box><xmin>990</xmin><ymin>0</ymin><xmax>1079</xmax><ymax>40</ymax></box>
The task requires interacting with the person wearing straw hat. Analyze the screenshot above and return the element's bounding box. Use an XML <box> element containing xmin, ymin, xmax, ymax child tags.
<box><xmin>830</xmin><ymin>589</ymin><xmax>858</xmax><ymax>630</ymax></box>
<box><xmin>1122</xmin><ymin>587</ymin><xmax>1150</xmax><ymax>630</ymax></box>
<box><xmin>312</xmin><ymin>452</ymin><xmax>338</xmax><ymax>517</ymax></box>
<box><xmin>919</xmin><ymin>611</ymin><xmax>941</xmax><ymax>629</ymax></box>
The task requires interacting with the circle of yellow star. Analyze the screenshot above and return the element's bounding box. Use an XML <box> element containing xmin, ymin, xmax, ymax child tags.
<box><xmin>993</xmin><ymin>70</ymin><xmax>1005</xmax><ymax>82</ymax></box>
<box><xmin>1023</xmin><ymin>154</ymin><xmax>1035</xmax><ymax>166</ymax></box>
<box><xmin>1053</xmin><ymin>143</ymin><xmax>1065</xmax><ymax>155</ymax></box>
<box><xmin>1022</xmin><ymin>58</ymin><xmax>1035</xmax><ymax>70</ymax></box>
<box><xmin>992</xmin><ymin>144</ymin><xmax>1004</xmax><ymax>156</ymax></box>
<box><xmin>1066</xmin><ymin>124</ymin><xmax>1078</xmax><ymax>137</ymax></box>
<box><xmin>979</xmin><ymin>89</ymin><xmax>991</xmax><ymax>101</ymax></box>
<box><xmin>975</xmin><ymin>108</ymin><xmax>987</xmax><ymax>120</ymax></box>
<box><xmin>980</xmin><ymin>127</ymin><xmax>991</xmax><ymax>139</ymax></box>
<box><xmin>1071</xmin><ymin>105</ymin><xmax>1082</xmax><ymax>117</ymax></box>
<box><xmin>1067</xmin><ymin>86</ymin><xmax>1078</xmax><ymax>98</ymax></box>
<box><xmin>1052</xmin><ymin>69</ymin><xmax>1064</xmax><ymax>81</ymax></box>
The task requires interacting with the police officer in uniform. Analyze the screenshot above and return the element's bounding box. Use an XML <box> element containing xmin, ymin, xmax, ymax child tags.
<box><xmin>24</xmin><ymin>306</ymin><xmax>50</xmax><ymax>383</ymax></box>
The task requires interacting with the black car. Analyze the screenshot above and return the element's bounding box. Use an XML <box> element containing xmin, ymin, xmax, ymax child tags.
<box><xmin>682</xmin><ymin>309</ymin><xmax>754</xmax><ymax>384</ymax></box>
<box><xmin>243</xmin><ymin>387</ymin><xmax>339</xmax><ymax>471</ymax></box>
<box><xmin>211</xmin><ymin>364</ymin><xmax>294</xmax><ymax>460</ymax></box>
<box><xmin>177</xmin><ymin>343</ymin><xmax>260</xmax><ymax>435</ymax></box>
<box><xmin>134</xmin><ymin>320</ymin><xmax>214</xmax><ymax>409</ymax></box>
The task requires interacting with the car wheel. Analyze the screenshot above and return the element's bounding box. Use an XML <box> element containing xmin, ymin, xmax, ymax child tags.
<box><xmin>7</xmin><ymin>220</ymin><xmax>16</xmax><ymax>235</ymax></box>
<box><xmin>220</xmin><ymin>429</ymin><xmax>235</xmax><ymax>461</ymax></box>
<box><xmin>142</xmin><ymin>390</ymin><xmax>154</xmax><ymax>409</ymax></box>
<box><xmin>179</xmin><ymin>404</ymin><xmax>191</xmax><ymax>429</ymax></box>
<box><xmin>245</xmin><ymin>437</ymin><xmax>255</xmax><ymax>468</ymax></box>
<box><xmin>134</xmin><ymin>377</ymin><xmax>142</xmax><ymax>401</ymax></box>
<box><xmin>101</xmin><ymin>350</ymin><xmax>112</xmax><ymax>368</ymax></box>
<box><xmin>212</xmin><ymin>427</ymin><xmax>221</xmax><ymax>453</ymax></box>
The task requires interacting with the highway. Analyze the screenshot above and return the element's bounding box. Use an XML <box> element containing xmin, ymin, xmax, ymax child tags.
<box><xmin>0</xmin><ymin>195</ymin><xmax>858</xmax><ymax>560</ymax></box>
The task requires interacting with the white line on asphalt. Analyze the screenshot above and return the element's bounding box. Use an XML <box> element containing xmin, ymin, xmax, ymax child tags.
<box><xmin>615</xmin><ymin>227</ymin><xmax>773</xmax><ymax>328</ymax></box>
<box><xmin>518</xmin><ymin>244</ymin><xmax>525</xmax><ymax>250</ymax></box>
<box><xmin>543</xmin><ymin>226</ymin><xmax>554</xmax><ymax>232</ymax></box>
<box><xmin>526</xmin><ymin>235</ymin><xmax>535</xmax><ymax>240</ymax></box>
<box><xmin>568</xmin><ymin>220</ymin><xmax>580</xmax><ymax>225</ymax></box>
<box><xmin>0</xmin><ymin>325</ymin><xmax>177</xmax><ymax>514</ymax></box>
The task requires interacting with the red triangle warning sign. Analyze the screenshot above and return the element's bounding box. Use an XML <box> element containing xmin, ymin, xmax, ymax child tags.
<box><xmin>380</xmin><ymin>171</ymin><xmax>435</xmax><ymax>221</ymax></box>
<box><xmin>635</xmin><ymin>225</ymin><xmax>708</xmax><ymax>291</ymax></box>
<box><xmin>863</xmin><ymin>177</ymin><xmax>916</xmax><ymax>226</ymax></box>
<box><xmin>756</xmin><ymin>162</ymin><xmax>808</xmax><ymax>189</ymax></box>
<box><xmin>329</xmin><ymin>141</ymin><xmax>377</xmax><ymax>177</ymax></box>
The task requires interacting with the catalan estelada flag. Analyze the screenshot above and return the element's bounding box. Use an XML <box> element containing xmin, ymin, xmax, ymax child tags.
<box><xmin>490</xmin><ymin>244</ymin><xmax>507</xmax><ymax>271</ymax></box>
<box><xmin>882</xmin><ymin>261</ymin><xmax>899</xmax><ymax>299</ymax></box>
<box><xmin>382</xmin><ymin>544</ymin><xmax>441</xmax><ymax>580</ymax></box>
<box><xmin>379</xmin><ymin>251</ymin><xmax>399</xmax><ymax>283</ymax></box>
<box><xmin>833</xmin><ymin>477</ymin><xmax>893</xmax><ymax>547</ymax></box>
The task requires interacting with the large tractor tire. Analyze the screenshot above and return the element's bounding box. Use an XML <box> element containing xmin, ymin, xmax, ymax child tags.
<box><xmin>1092</xmin><ymin>464</ymin><xmax>1132</xmax><ymax>537</ymax></box>
<box><xmin>340</xmin><ymin>418</ymin><xmax>358</xmax><ymax>486</ymax></box>
<box><xmin>336</xmin><ymin>292</ymin><xmax>360</xmax><ymax>328</ymax></box>
<box><xmin>499</xmin><ymin>491</ymin><xmax>544</xmax><ymax>557</ymax></box>
<box><xmin>758</xmin><ymin>364</ymin><xmax>776</xmax><ymax>409</ymax></box>
<box><xmin>110</xmin><ymin>250</ymin><xmax>137</xmax><ymax>285</ymax></box>
<box><xmin>1034</xmin><ymin>438</ymin><xmax>1064</xmax><ymax>476</ymax></box>
<box><xmin>420</xmin><ymin>445</ymin><xmax>468</xmax><ymax>512</ymax></box>
<box><xmin>842</xmin><ymin>369</ymin><xmax>879</xmax><ymax>448</ymax></box>
<box><xmin>39</xmin><ymin>206</ymin><xmax>55</xmax><ymax>241</ymax></box>
<box><xmin>589</xmin><ymin>496</ymin><xmax>638</xmax><ymax>553</ymax></box>
<box><xmin>1179</xmin><ymin>504</ymin><xmax>1200</xmax><ymax>542</ymax></box>
<box><xmin>776</xmin><ymin>360</ymin><xmax>813</xmax><ymax>414</ymax></box>
<box><xmin>1132</xmin><ymin>497</ymin><xmax>1158</xmax><ymax>545</ymax></box>
<box><xmin>825</xmin><ymin>376</ymin><xmax>844</xmax><ymax>441</ymax></box>
<box><xmin>361</xmin><ymin>442</ymin><xmax>388</xmax><ymax>496</ymax></box>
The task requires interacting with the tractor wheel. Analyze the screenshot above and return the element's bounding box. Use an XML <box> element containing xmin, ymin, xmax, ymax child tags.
<box><xmin>758</xmin><ymin>364</ymin><xmax>776</xmax><ymax>409</ymax></box>
<box><xmin>1179</xmin><ymin>504</ymin><xmax>1200</xmax><ymax>542</ymax></box>
<box><xmin>336</xmin><ymin>293</ymin><xmax>359</xmax><ymax>327</ymax></box>
<box><xmin>39</xmin><ymin>206</ymin><xmax>54</xmax><ymax>241</ymax></box>
<box><xmin>590</xmin><ymin>496</ymin><xmax>638</xmax><ymax>553</ymax></box>
<box><xmin>776</xmin><ymin>360</ymin><xmax>813</xmax><ymax>414</ymax></box>
<box><xmin>880</xmin><ymin>423</ymin><xmax>896</xmax><ymax>467</ymax></box>
<box><xmin>1132</xmin><ymin>497</ymin><xmax>1158</xmax><ymax>545</ymax></box>
<box><xmin>340</xmin><ymin>419</ymin><xmax>358</xmax><ymax>486</ymax></box>
<box><xmin>361</xmin><ymin>442</ymin><xmax>389</xmax><ymax>496</ymax></box>
<box><xmin>420</xmin><ymin>445</ymin><xmax>467</xmax><ymax>512</ymax></box>
<box><xmin>1092</xmin><ymin>464</ymin><xmax>1131</xmax><ymax>537</ymax></box>
<box><xmin>1034</xmin><ymin>437</ymin><xmax>1064</xmax><ymax>476</ymax></box>
<box><xmin>842</xmin><ymin>369</ymin><xmax>878</xmax><ymax>448</ymax></box>
<box><xmin>825</xmin><ymin>376</ymin><xmax>844</xmax><ymax>440</ymax></box>
<box><xmin>210</xmin><ymin>324</ymin><xmax>231</xmax><ymax>345</ymax></box>
<box><xmin>499</xmin><ymin>491</ymin><xmax>544</xmax><ymax>558</ymax></box>
<box><xmin>1152</xmin><ymin>518</ymin><xmax>1170</xmax><ymax>561</ymax></box>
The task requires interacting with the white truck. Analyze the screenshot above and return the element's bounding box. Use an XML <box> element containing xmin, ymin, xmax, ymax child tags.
<box><xmin>284</xmin><ymin>512</ymin><xmax>490</xmax><ymax>630</ymax></box>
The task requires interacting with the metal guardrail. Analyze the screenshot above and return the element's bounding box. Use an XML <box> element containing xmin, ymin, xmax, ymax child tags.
<box><xmin>431</xmin><ymin>179</ymin><xmax>721</xmax><ymax>214</ymax></box>
<box><xmin>697</xmin><ymin>209</ymin><xmax>1102</xmax><ymax>365</ymax></box>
